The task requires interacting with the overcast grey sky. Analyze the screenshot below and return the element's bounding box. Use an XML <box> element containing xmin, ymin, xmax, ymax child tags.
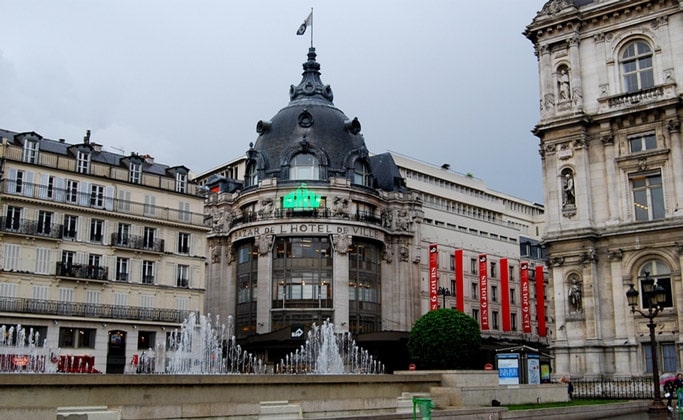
<box><xmin>0</xmin><ymin>1</ymin><xmax>547</xmax><ymax>203</ymax></box>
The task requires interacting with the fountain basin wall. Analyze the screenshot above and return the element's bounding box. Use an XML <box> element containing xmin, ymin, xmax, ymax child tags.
<box><xmin>0</xmin><ymin>373</ymin><xmax>442</xmax><ymax>420</ymax></box>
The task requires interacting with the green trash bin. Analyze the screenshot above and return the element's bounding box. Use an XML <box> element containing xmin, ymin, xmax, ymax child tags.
<box><xmin>412</xmin><ymin>397</ymin><xmax>434</xmax><ymax>420</ymax></box>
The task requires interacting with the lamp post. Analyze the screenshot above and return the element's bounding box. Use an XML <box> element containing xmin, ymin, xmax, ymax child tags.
<box><xmin>626</xmin><ymin>272</ymin><xmax>668</xmax><ymax>413</ymax></box>
<box><xmin>438</xmin><ymin>287</ymin><xmax>450</xmax><ymax>308</ymax></box>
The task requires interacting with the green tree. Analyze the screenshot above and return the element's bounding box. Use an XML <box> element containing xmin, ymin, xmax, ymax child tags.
<box><xmin>407</xmin><ymin>308</ymin><xmax>482</xmax><ymax>370</ymax></box>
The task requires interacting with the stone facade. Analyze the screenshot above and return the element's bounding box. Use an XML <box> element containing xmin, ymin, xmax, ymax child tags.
<box><xmin>526</xmin><ymin>0</ymin><xmax>683</xmax><ymax>379</ymax></box>
<box><xmin>0</xmin><ymin>129</ymin><xmax>207</xmax><ymax>373</ymax></box>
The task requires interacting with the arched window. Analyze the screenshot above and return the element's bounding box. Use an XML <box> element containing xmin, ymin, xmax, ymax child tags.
<box><xmin>621</xmin><ymin>40</ymin><xmax>654</xmax><ymax>92</ymax></box>
<box><xmin>290</xmin><ymin>153</ymin><xmax>319</xmax><ymax>180</ymax></box>
<box><xmin>638</xmin><ymin>260</ymin><xmax>672</xmax><ymax>308</ymax></box>
<box><xmin>353</xmin><ymin>160</ymin><xmax>371</xmax><ymax>187</ymax></box>
<box><xmin>245</xmin><ymin>162</ymin><xmax>258</xmax><ymax>187</ymax></box>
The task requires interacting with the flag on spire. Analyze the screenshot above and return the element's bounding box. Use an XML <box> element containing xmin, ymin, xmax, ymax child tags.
<box><xmin>297</xmin><ymin>11</ymin><xmax>312</xmax><ymax>35</ymax></box>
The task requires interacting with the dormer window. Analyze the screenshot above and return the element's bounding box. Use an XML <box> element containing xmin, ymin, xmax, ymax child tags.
<box><xmin>76</xmin><ymin>151</ymin><xmax>90</xmax><ymax>174</ymax></box>
<box><xmin>129</xmin><ymin>162</ymin><xmax>142</xmax><ymax>184</ymax></box>
<box><xmin>290</xmin><ymin>153</ymin><xmax>319</xmax><ymax>180</ymax></box>
<box><xmin>353</xmin><ymin>160</ymin><xmax>371</xmax><ymax>187</ymax></box>
<box><xmin>175</xmin><ymin>172</ymin><xmax>187</xmax><ymax>193</ymax></box>
<box><xmin>22</xmin><ymin>140</ymin><xmax>39</xmax><ymax>164</ymax></box>
<box><xmin>621</xmin><ymin>40</ymin><xmax>654</xmax><ymax>93</ymax></box>
<box><xmin>245</xmin><ymin>162</ymin><xmax>258</xmax><ymax>187</ymax></box>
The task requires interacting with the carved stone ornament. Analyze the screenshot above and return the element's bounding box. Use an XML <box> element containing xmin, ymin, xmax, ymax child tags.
<box><xmin>399</xmin><ymin>246</ymin><xmax>409</xmax><ymax>262</ymax></box>
<box><xmin>550</xmin><ymin>256</ymin><xmax>565</xmax><ymax>267</ymax></box>
<box><xmin>257</xmin><ymin>198</ymin><xmax>274</xmax><ymax>219</ymax></box>
<box><xmin>382</xmin><ymin>248</ymin><xmax>393</xmax><ymax>264</ymax></box>
<box><xmin>332</xmin><ymin>196</ymin><xmax>350</xmax><ymax>218</ymax></box>
<box><xmin>667</xmin><ymin>119</ymin><xmax>680</xmax><ymax>134</ymax></box>
<box><xmin>568</xmin><ymin>276</ymin><xmax>582</xmax><ymax>313</ymax></box>
<box><xmin>332</xmin><ymin>234</ymin><xmax>352</xmax><ymax>255</ymax></box>
<box><xmin>607</xmin><ymin>249</ymin><xmax>623</xmax><ymax>261</ymax></box>
<box><xmin>542</xmin><ymin>0</ymin><xmax>574</xmax><ymax>15</ymax></box>
<box><xmin>256</xmin><ymin>233</ymin><xmax>274</xmax><ymax>256</ymax></box>
<box><xmin>211</xmin><ymin>245</ymin><xmax>221</xmax><ymax>263</ymax></box>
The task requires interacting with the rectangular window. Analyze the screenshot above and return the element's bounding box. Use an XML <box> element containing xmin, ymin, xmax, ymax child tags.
<box><xmin>142</xmin><ymin>261</ymin><xmax>155</xmax><ymax>284</ymax></box>
<box><xmin>510</xmin><ymin>288</ymin><xmax>516</xmax><ymax>304</ymax></box>
<box><xmin>511</xmin><ymin>313</ymin><xmax>517</xmax><ymax>331</ymax></box>
<box><xmin>492</xmin><ymin>311</ymin><xmax>499</xmax><ymax>330</ymax></box>
<box><xmin>176</xmin><ymin>297</ymin><xmax>189</xmax><ymax>312</ymax></box>
<box><xmin>176</xmin><ymin>172</ymin><xmax>187</xmax><ymax>193</ymax></box>
<box><xmin>470</xmin><ymin>258</ymin><xmax>477</xmax><ymax>275</ymax></box>
<box><xmin>22</xmin><ymin>140</ymin><xmax>38</xmax><ymax>163</ymax></box>
<box><xmin>629</xmin><ymin>133</ymin><xmax>657</xmax><ymax>153</ymax></box>
<box><xmin>116</xmin><ymin>223</ymin><xmax>130</xmax><ymax>246</ymax></box>
<box><xmin>15</xmin><ymin>170</ymin><xmax>24</xmax><ymax>194</ymax></box>
<box><xmin>137</xmin><ymin>331</ymin><xmax>156</xmax><ymax>351</ymax></box>
<box><xmin>76</xmin><ymin>151</ymin><xmax>90</xmax><ymax>174</ymax></box>
<box><xmin>3</xmin><ymin>244</ymin><xmax>20</xmax><ymax>271</ymax></box>
<box><xmin>37</xmin><ymin>210</ymin><xmax>53</xmax><ymax>235</ymax></box>
<box><xmin>471</xmin><ymin>283</ymin><xmax>478</xmax><ymax>299</ymax></box>
<box><xmin>143</xmin><ymin>227</ymin><xmax>155</xmax><ymax>249</ymax></box>
<box><xmin>631</xmin><ymin>172</ymin><xmax>664</xmax><ymax>221</ymax></box>
<box><xmin>129</xmin><ymin>162</ymin><xmax>142</xmax><ymax>184</ymax></box>
<box><xmin>59</xmin><ymin>327</ymin><xmax>96</xmax><ymax>349</ymax></box>
<box><xmin>46</xmin><ymin>175</ymin><xmax>55</xmax><ymax>199</ymax></box>
<box><xmin>113</xmin><ymin>292</ymin><xmax>128</xmax><ymax>318</ymax></box>
<box><xmin>662</xmin><ymin>343</ymin><xmax>678</xmax><ymax>373</ymax></box>
<box><xmin>63</xmin><ymin>215</ymin><xmax>78</xmax><ymax>239</ymax></box>
<box><xmin>58</xmin><ymin>287</ymin><xmax>74</xmax><ymax>315</ymax></box>
<box><xmin>491</xmin><ymin>285</ymin><xmax>498</xmax><ymax>303</ymax></box>
<box><xmin>140</xmin><ymin>294</ymin><xmax>154</xmax><ymax>319</ymax></box>
<box><xmin>472</xmin><ymin>308</ymin><xmax>479</xmax><ymax>321</ymax></box>
<box><xmin>31</xmin><ymin>286</ymin><xmax>49</xmax><ymax>313</ymax></box>
<box><xmin>449</xmin><ymin>254</ymin><xmax>455</xmax><ymax>271</ymax></box>
<box><xmin>178</xmin><ymin>232</ymin><xmax>190</xmax><ymax>254</ymax></box>
<box><xmin>90</xmin><ymin>219</ymin><xmax>104</xmax><ymax>242</ymax></box>
<box><xmin>490</xmin><ymin>261</ymin><xmax>497</xmax><ymax>278</ymax></box>
<box><xmin>66</xmin><ymin>180</ymin><xmax>79</xmax><ymax>203</ymax></box>
<box><xmin>5</xmin><ymin>206</ymin><xmax>22</xmax><ymax>231</ymax></box>
<box><xmin>177</xmin><ymin>265</ymin><xmax>189</xmax><ymax>288</ymax></box>
<box><xmin>116</xmin><ymin>257</ymin><xmax>129</xmax><ymax>282</ymax></box>
<box><xmin>90</xmin><ymin>184</ymin><xmax>104</xmax><ymax>208</ymax></box>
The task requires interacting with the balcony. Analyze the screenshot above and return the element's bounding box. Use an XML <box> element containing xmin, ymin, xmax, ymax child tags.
<box><xmin>110</xmin><ymin>233</ymin><xmax>165</xmax><ymax>253</ymax></box>
<box><xmin>56</xmin><ymin>262</ymin><xmax>109</xmax><ymax>281</ymax></box>
<box><xmin>0</xmin><ymin>297</ymin><xmax>194</xmax><ymax>323</ymax></box>
<box><xmin>0</xmin><ymin>217</ymin><xmax>63</xmax><ymax>239</ymax></box>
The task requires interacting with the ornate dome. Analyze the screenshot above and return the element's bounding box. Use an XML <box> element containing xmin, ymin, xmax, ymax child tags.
<box><xmin>246</xmin><ymin>48</ymin><xmax>371</xmax><ymax>186</ymax></box>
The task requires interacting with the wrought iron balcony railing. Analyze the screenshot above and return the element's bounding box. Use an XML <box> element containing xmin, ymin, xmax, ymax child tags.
<box><xmin>0</xmin><ymin>217</ymin><xmax>63</xmax><ymax>239</ymax></box>
<box><xmin>56</xmin><ymin>262</ymin><xmax>109</xmax><ymax>281</ymax></box>
<box><xmin>110</xmin><ymin>233</ymin><xmax>165</xmax><ymax>253</ymax></box>
<box><xmin>0</xmin><ymin>297</ymin><xmax>193</xmax><ymax>323</ymax></box>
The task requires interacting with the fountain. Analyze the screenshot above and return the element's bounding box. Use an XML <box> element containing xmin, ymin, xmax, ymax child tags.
<box><xmin>134</xmin><ymin>312</ymin><xmax>266</xmax><ymax>374</ymax></box>
<box><xmin>275</xmin><ymin>319</ymin><xmax>384</xmax><ymax>374</ymax></box>
<box><xmin>0</xmin><ymin>324</ymin><xmax>58</xmax><ymax>373</ymax></box>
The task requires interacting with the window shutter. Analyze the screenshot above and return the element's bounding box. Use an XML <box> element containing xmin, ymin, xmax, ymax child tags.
<box><xmin>79</xmin><ymin>182</ymin><xmax>90</xmax><ymax>206</ymax></box>
<box><xmin>104</xmin><ymin>186</ymin><xmax>115</xmax><ymax>211</ymax></box>
<box><xmin>24</xmin><ymin>171</ymin><xmax>34</xmax><ymax>197</ymax></box>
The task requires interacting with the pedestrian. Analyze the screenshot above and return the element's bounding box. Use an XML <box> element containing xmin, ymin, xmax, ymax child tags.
<box><xmin>673</xmin><ymin>373</ymin><xmax>683</xmax><ymax>412</ymax></box>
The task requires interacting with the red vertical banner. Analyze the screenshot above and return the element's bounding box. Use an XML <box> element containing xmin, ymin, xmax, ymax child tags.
<box><xmin>536</xmin><ymin>265</ymin><xmax>546</xmax><ymax>337</ymax></box>
<box><xmin>454</xmin><ymin>250</ymin><xmax>464</xmax><ymax>312</ymax></box>
<box><xmin>500</xmin><ymin>258</ymin><xmax>510</xmax><ymax>332</ymax></box>
<box><xmin>429</xmin><ymin>244</ymin><xmax>439</xmax><ymax>311</ymax></box>
<box><xmin>520</xmin><ymin>262</ymin><xmax>532</xmax><ymax>333</ymax></box>
<box><xmin>479</xmin><ymin>254</ymin><xmax>489</xmax><ymax>330</ymax></box>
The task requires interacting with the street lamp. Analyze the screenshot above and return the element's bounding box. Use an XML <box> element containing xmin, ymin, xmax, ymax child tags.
<box><xmin>626</xmin><ymin>272</ymin><xmax>668</xmax><ymax>413</ymax></box>
<box><xmin>438</xmin><ymin>287</ymin><xmax>451</xmax><ymax>308</ymax></box>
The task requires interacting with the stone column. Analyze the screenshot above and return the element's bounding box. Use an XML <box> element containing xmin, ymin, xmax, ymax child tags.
<box><xmin>332</xmin><ymin>234</ymin><xmax>351</xmax><ymax>332</ymax></box>
<box><xmin>667</xmin><ymin>119</ymin><xmax>683</xmax><ymax>213</ymax></box>
<box><xmin>256</xmin><ymin>234</ymin><xmax>274</xmax><ymax>333</ymax></box>
<box><xmin>567</xmin><ymin>34</ymin><xmax>583</xmax><ymax>111</ymax></box>
<box><xmin>538</xmin><ymin>43</ymin><xmax>554</xmax><ymax>120</ymax></box>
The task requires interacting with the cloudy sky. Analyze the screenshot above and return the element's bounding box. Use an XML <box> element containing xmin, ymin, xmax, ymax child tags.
<box><xmin>1</xmin><ymin>0</ymin><xmax>548</xmax><ymax>203</ymax></box>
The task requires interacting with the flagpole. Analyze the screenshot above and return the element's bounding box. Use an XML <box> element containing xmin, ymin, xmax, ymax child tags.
<box><xmin>310</xmin><ymin>8</ymin><xmax>314</xmax><ymax>48</ymax></box>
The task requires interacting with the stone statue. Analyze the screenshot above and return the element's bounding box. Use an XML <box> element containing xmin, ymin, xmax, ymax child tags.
<box><xmin>569</xmin><ymin>279</ymin><xmax>582</xmax><ymax>312</ymax></box>
<box><xmin>562</xmin><ymin>172</ymin><xmax>575</xmax><ymax>207</ymax></box>
<box><xmin>558</xmin><ymin>68</ymin><xmax>570</xmax><ymax>101</ymax></box>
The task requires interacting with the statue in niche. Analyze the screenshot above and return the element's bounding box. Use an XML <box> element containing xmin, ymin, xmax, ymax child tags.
<box><xmin>381</xmin><ymin>208</ymin><xmax>393</xmax><ymax>229</ymax></box>
<box><xmin>562</xmin><ymin>170</ymin><xmax>575</xmax><ymax>207</ymax></box>
<box><xmin>568</xmin><ymin>277</ymin><xmax>582</xmax><ymax>312</ymax></box>
<box><xmin>558</xmin><ymin>67</ymin><xmax>571</xmax><ymax>102</ymax></box>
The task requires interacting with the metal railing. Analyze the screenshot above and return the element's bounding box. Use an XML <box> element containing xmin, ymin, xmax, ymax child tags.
<box><xmin>109</xmin><ymin>233</ymin><xmax>165</xmax><ymax>253</ymax></box>
<box><xmin>0</xmin><ymin>297</ymin><xmax>193</xmax><ymax>323</ymax></box>
<box><xmin>56</xmin><ymin>262</ymin><xmax>109</xmax><ymax>281</ymax></box>
<box><xmin>2</xmin><ymin>180</ymin><xmax>205</xmax><ymax>226</ymax></box>
<box><xmin>571</xmin><ymin>377</ymin><xmax>654</xmax><ymax>400</ymax></box>
<box><xmin>0</xmin><ymin>217</ymin><xmax>63</xmax><ymax>239</ymax></box>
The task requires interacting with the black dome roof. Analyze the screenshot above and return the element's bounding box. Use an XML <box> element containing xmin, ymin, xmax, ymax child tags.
<box><xmin>248</xmin><ymin>48</ymin><xmax>370</xmax><ymax>182</ymax></box>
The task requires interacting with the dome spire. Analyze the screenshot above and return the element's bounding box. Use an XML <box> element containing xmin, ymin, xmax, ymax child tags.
<box><xmin>289</xmin><ymin>47</ymin><xmax>334</xmax><ymax>104</ymax></box>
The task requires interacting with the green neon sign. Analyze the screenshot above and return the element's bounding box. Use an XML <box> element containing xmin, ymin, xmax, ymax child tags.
<box><xmin>283</xmin><ymin>184</ymin><xmax>322</xmax><ymax>209</ymax></box>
